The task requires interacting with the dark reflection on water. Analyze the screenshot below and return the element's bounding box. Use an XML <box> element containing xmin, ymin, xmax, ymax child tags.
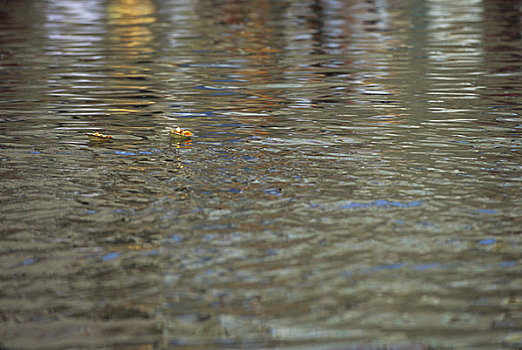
<box><xmin>0</xmin><ymin>0</ymin><xmax>521</xmax><ymax>349</ymax></box>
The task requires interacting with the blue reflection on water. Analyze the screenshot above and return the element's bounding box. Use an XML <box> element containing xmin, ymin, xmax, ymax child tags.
<box><xmin>476</xmin><ymin>209</ymin><xmax>497</xmax><ymax>215</ymax></box>
<box><xmin>102</xmin><ymin>252</ymin><xmax>120</xmax><ymax>261</ymax></box>
<box><xmin>115</xmin><ymin>150</ymin><xmax>136</xmax><ymax>156</ymax></box>
<box><xmin>339</xmin><ymin>199</ymin><xmax>421</xmax><ymax>209</ymax></box>
<box><xmin>478</xmin><ymin>238</ymin><xmax>497</xmax><ymax>245</ymax></box>
<box><xmin>171</xmin><ymin>235</ymin><xmax>183</xmax><ymax>242</ymax></box>
<box><xmin>22</xmin><ymin>258</ymin><xmax>36</xmax><ymax>266</ymax></box>
<box><xmin>172</xmin><ymin>111</ymin><xmax>215</xmax><ymax>118</ymax></box>
<box><xmin>264</xmin><ymin>188</ymin><xmax>282</xmax><ymax>196</ymax></box>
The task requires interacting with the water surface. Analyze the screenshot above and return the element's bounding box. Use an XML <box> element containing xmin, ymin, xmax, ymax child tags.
<box><xmin>0</xmin><ymin>0</ymin><xmax>521</xmax><ymax>349</ymax></box>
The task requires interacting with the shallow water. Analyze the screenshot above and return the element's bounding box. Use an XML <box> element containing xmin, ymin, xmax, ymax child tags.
<box><xmin>0</xmin><ymin>0</ymin><xmax>521</xmax><ymax>349</ymax></box>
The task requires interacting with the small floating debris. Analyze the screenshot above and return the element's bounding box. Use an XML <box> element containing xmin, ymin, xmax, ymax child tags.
<box><xmin>170</xmin><ymin>126</ymin><xmax>192</xmax><ymax>141</ymax></box>
<box><xmin>87</xmin><ymin>132</ymin><xmax>113</xmax><ymax>142</ymax></box>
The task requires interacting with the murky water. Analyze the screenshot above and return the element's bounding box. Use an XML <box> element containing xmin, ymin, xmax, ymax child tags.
<box><xmin>1</xmin><ymin>0</ymin><xmax>521</xmax><ymax>349</ymax></box>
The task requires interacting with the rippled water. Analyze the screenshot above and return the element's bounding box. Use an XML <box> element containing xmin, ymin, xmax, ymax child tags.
<box><xmin>1</xmin><ymin>0</ymin><xmax>521</xmax><ymax>349</ymax></box>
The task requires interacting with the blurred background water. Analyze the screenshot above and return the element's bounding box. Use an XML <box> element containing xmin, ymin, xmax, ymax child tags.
<box><xmin>0</xmin><ymin>0</ymin><xmax>521</xmax><ymax>349</ymax></box>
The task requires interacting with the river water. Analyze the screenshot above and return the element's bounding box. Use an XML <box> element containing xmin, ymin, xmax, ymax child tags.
<box><xmin>0</xmin><ymin>0</ymin><xmax>521</xmax><ymax>349</ymax></box>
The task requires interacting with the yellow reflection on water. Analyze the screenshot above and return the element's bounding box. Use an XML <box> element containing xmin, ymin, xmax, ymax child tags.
<box><xmin>107</xmin><ymin>0</ymin><xmax>155</xmax><ymax>54</ymax></box>
<box><xmin>107</xmin><ymin>0</ymin><xmax>156</xmax><ymax>25</ymax></box>
<box><xmin>104</xmin><ymin>0</ymin><xmax>157</xmax><ymax>115</ymax></box>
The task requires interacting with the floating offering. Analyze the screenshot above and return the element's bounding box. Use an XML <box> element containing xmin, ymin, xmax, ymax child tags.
<box><xmin>170</xmin><ymin>126</ymin><xmax>192</xmax><ymax>140</ymax></box>
<box><xmin>87</xmin><ymin>132</ymin><xmax>113</xmax><ymax>142</ymax></box>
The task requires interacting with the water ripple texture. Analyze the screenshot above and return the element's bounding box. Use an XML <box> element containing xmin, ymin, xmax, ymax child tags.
<box><xmin>0</xmin><ymin>0</ymin><xmax>521</xmax><ymax>349</ymax></box>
